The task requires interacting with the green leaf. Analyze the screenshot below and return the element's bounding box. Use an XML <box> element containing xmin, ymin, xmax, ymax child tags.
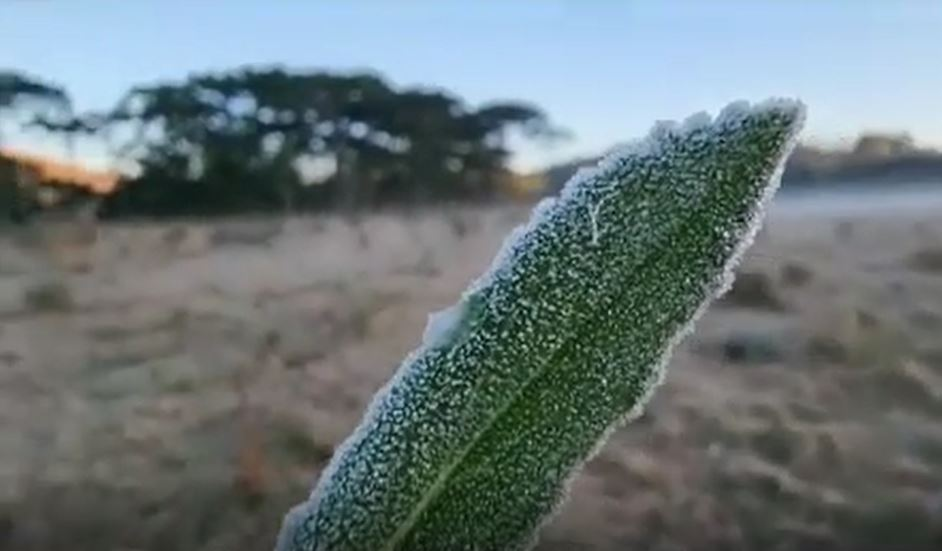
<box><xmin>276</xmin><ymin>99</ymin><xmax>806</xmax><ymax>551</ymax></box>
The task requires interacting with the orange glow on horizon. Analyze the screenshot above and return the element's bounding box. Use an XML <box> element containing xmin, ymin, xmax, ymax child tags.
<box><xmin>0</xmin><ymin>148</ymin><xmax>120</xmax><ymax>194</ymax></box>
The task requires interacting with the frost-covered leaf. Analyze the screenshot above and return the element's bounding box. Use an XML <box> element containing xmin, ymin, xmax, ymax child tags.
<box><xmin>276</xmin><ymin>99</ymin><xmax>806</xmax><ymax>551</ymax></box>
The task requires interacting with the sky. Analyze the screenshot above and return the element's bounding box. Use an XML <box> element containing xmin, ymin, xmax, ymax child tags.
<box><xmin>1</xmin><ymin>1</ymin><xmax>941</xmax><ymax>171</ymax></box>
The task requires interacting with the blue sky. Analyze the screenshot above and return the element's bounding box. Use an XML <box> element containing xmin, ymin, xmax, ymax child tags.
<box><xmin>1</xmin><ymin>1</ymin><xmax>940</xmax><ymax>170</ymax></box>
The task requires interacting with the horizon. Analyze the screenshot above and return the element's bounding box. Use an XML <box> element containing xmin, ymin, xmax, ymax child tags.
<box><xmin>1</xmin><ymin>1</ymin><xmax>941</xmax><ymax>171</ymax></box>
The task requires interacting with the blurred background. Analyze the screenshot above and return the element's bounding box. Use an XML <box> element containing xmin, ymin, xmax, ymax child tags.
<box><xmin>1</xmin><ymin>2</ymin><xmax>941</xmax><ymax>550</ymax></box>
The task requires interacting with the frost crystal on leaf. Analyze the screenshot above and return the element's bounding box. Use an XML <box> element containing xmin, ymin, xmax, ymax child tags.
<box><xmin>421</xmin><ymin>302</ymin><xmax>466</xmax><ymax>349</ymax></box>
<box><xmin>276</xmin><ymin>98</ymin><xmax>806</xmax><ymax>551</ymax></box>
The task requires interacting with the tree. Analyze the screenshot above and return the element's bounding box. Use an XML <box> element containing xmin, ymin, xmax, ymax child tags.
<box><xmin>0</xmin><ymin>71</ymin><xmax>72</xmax><ymax>144</ymax></box>
<box><xmin>0</xmin><ymin>70</ymin><xmax>73</xmax><ymax>222</ymax></box>
<box><xmin>35</xmin><ymin>66</ymin><xmax>562</xmax><ymax>217</ymax></box>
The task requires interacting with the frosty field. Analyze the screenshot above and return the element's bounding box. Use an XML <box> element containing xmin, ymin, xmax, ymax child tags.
<box><xmin>1</xmin><ymin>199</ymin><xmax>941</xmax><ymax>550</ymax></box>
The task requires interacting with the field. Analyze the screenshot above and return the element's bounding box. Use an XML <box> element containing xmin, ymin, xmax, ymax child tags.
<box><xmin>2</xmin><ymin>201</ymin><xmax>942</xmax><ymax>550</ymax></box>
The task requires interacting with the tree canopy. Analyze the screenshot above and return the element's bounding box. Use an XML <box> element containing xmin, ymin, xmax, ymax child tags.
<box><xmin>0</xmin><ymin>71</ymin><xmax>75</xmax><ymax>222</ymax></box>
<box><xmin>3</xmin><ymin>66</ymin><xmax>562</xmax><ymax>219</ymax></box>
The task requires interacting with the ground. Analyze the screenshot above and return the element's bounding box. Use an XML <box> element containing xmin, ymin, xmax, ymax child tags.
<box><xmin>1</xmin><ymin>201</ymin><xmax>941</xmax><ymax>550</ymax></box>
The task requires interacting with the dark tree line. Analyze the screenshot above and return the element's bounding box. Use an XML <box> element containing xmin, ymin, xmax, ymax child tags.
<box><xmin>0</xmin><ymin>71</ymin><xmax>75</xmax><ymax>221</ymax></box>
<box><xmin>1</xmin><ymin>66</ymin><xmax>562</xmax><ymax>219</ymax></box>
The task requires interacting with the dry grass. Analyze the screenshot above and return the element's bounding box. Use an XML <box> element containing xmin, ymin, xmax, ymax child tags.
<box><xmin>908</xmin><ymin>246</ymin><xmax>942</xmax><ymax>274</ymax></box>
<box><xmin>719</xmin><ymin>271</ymin><xmax>787</xmax><ymax>311</ymax></box>
<box><xmin>780</xmin><ymin>260</ymin><xmax>814</xmax><ymax>287</ymax></box>
<box><xmin>2</xmin><ymin>205</ymin><xmax>942</xmax><ymax>550</ymax></box>
<box><xmin>21</xmin><ymin>280</ymin><xmax>73</xmax><ymax>313</ymax></box>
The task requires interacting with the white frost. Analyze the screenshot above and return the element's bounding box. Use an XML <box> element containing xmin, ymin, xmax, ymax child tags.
<box><xmin>422</xmin><ymin>301</ymin><xmax>466</xmax><ymax>348</ymax></box>
<box><xmin>464</xmin><ymin>194</ymin><xmax>557</xmax><ymax>296</ymax></box>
